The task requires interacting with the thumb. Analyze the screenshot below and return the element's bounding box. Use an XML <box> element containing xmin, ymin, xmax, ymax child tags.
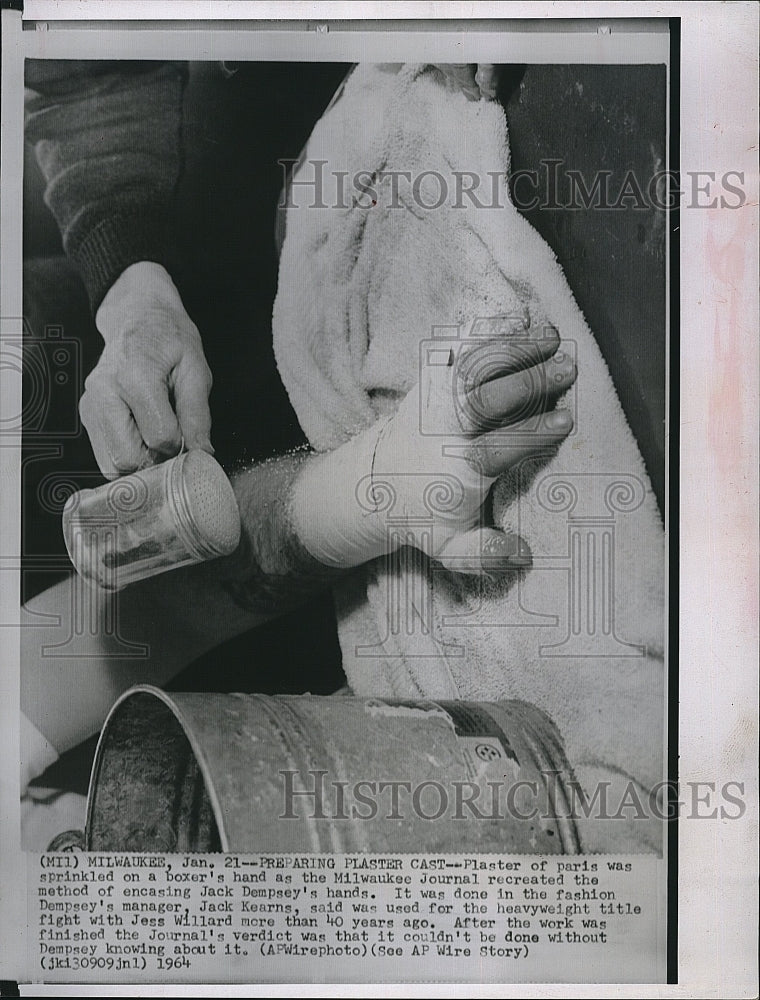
<box><xmin>173</xmin><ymin>355</ymin><xmax>214</xmax><ymax>454</ymax></box>
<box><xmin>436</xmin><ymin>527</ymin><xmax>532</xmax><ymax>576</ymax></box>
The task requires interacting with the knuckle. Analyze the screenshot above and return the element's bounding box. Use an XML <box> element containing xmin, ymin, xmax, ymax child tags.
<box><xmin>180</xmin><ymin>322</ymin><xmax>203</xmax><ymax>353</ymax></box>
<box><xmin>83</xmin><ymin>368</ymin><xmax>108</xmax><ymax>394</ymax></box>
<box><xmin>183</xmin><ymin>315</ymin><xmax>202</xmax><ymax>339</ymax></box>
<box><xmin>178</xmin><ymin>345</ymin><xmax>212</xmax><ymax>389</ymax></box>
<box><xmin>78</xmin><ymin>388</ymin><xmax>104</xmax><ymax>428</ymax></box>
<box><xmin>111</xmin><ymin>452</ymin><xmax>136</xmax><ymax>473</ymax></box>
<box><xmin>538</xmin><ymin>324</ymin><xmax>561</xmax><ymax>352</ymax></box>
<box><xmin>199</xmin><ymin>359</ymin><xmax>213</xmax><ymax>391</ymax></box>
<box><xmin>102</xmin><ymin>436</ymin><xmax>139</xmax><ymax>475</ymax></box>
<box><xmin>111</xmin><ymin>457</ymin><xmax>139</xmax><ymax>476</ymax></box>
<box><xmin>142</xmin><ymin>428</ymin><xmax>178</xmax><ymax>453</ymax></box>
<box><xmin>78</xmin><ymin>391</ymin><xmax>93</xmax><ymax>423</ymax></box>
<box><xmin>526</xmin><ymin>304</ymin><xmax>557</xmax><ymax>335</ymax></box>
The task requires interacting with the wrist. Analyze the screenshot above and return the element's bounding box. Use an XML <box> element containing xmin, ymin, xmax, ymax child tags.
<box><xmin>205</xmin><ymin>451</ymin><xmax>356</xmax><ymax>614</ymax></box>
<box><xmin>289</xmin><ymin>421</ymin><xmax>401</xmax><ymax>569</ymax></box>
<box><xmin>206</xmin><ymin>451</ymin><xmax>312</xmax><ymax>585</ymax></box>
<box><xmin>95</xmin><ymin>261</ymin><xmax>179</xmax><ymax>340</ymax></box>
<box><xmin>70</xmin><ymin>203</ymin><xmax>174</xmax><ymax>315</ymax></box>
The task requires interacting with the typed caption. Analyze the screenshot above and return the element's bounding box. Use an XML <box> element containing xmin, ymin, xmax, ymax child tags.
<box><xmin>30</xmin><ymin>852</ymin><xmax>663</xmax><ymax>984</ymax></box>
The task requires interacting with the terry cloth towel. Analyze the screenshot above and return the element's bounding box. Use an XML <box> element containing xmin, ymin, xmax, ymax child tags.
<box><xmin>273</xmin><ymin>65</ymin><xmax>665</xmax><ymax>852</ymax></box>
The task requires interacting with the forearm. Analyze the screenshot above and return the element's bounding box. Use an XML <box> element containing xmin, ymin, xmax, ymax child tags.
<box><xmin>25</xmin><ymin>60</ymin><xmax>187</xmax><ymax>311</ymax></box>
<box><xmin>21</xmin><ymin>450</ymin><xmax>357</xmax><ymax>755</ymax></box>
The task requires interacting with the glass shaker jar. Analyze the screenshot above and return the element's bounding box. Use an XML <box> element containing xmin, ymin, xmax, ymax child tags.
<box><xmin>62</xmin><ymin>450</ymin><xmax>241</xmax><ymax>591</ymax></box>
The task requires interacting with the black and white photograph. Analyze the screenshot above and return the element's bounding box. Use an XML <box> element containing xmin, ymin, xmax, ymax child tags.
<box><xmin>1</xmin><ymin>2</ymin><xmax>757</xmax><ymax>994</ymax></box>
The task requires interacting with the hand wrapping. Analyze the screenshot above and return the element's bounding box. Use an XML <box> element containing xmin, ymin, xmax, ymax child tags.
<box><xmin>290</xmin><ymin>319</ymin><xmax>576</xmax><ymax>575</ymax></box>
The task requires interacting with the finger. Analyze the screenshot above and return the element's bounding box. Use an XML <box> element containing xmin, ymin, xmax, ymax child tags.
<box><xmin>120</xmin><ymin>375</ymin><xmax>183</xmax><ymax>457</ymax></box>
<box><xmin>467</xmin><ymin>408</ymin><xmax>574</xmax><ymax>478</ymax></box>
<box><xmin>436</xmin><ymin>528</ymin><xmax>532</xmax><ymax>575</ymax></box>
<box><xmin>451</xmin><ymin>328</ymin><xmax>562</xmax><ymax>428</ymax></box>
<box><xmin>421</xmin><ymin>325</ymin><xmax>562</xmax><ymax>438</ymax></box>
<box><xmin>474</xmin><ymin>64</ymin><xmax>499</xmax><ymax>100</ymax></box>
<box><xmin>455</xmin><ymin>324</ymin><xmax>561</xmax><ymax>395</ymax></box>
<box><xmin>171</xmin><ymin>355</ymin><xmax>214</xmax><ymax>454</ymax></box>
<box><xmin>436</xmin><ymin>64</ymin><xmax>480</xmax><ymax>101</ymax></box>
<box><xmin>463</xmin><ymin>353</ymin><xmax>577</xmax><ymax>433</ymax></box>
<box><xmin>80</xmin><ymin>390</ymin><xmax>147</xmax><ymax>479</ymax></box>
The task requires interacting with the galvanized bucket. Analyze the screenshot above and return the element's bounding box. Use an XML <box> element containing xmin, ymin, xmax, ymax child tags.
<box><xmin>85</xmin><ymin>686</ymin><xmax>580</xmax><ymax>854</ymax></box>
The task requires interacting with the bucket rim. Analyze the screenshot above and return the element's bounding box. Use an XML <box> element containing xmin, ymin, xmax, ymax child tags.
<box><xmin>85</xmin><ymin>684</ymin><xmax>230</xmax><ymax>852</ymax></box>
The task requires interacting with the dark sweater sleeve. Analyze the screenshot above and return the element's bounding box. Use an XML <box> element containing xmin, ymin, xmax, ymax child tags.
<box><xmin>25</xmin><ymin>60</ymin><xmax>187</xmax><ymax>312</ymax></box>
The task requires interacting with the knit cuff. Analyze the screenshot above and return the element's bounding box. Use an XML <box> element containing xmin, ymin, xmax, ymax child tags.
<box><xmin>68</xmin><ymin>205</ymin><xmax>172</xmax><ymax>314</ymax></box>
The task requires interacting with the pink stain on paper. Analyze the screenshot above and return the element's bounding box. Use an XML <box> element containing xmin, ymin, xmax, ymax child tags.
<box><xmin>705</xmin><ymin>206</ymin><xmax>758</xmax><ymax>628</ymax></box>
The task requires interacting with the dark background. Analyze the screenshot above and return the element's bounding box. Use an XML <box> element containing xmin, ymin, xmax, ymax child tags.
<box><xmin>22</xmin><ymin>61</ymin><xmax>666</xmax><ymax>788</ymax></box>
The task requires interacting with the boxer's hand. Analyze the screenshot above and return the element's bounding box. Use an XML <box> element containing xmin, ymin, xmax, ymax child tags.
<box><xmin>290</xmin><ymin>319</ymin><xmax>577</xmax><ymax>576</ymax></box>
<box><xmin>376</xmin><ymin>322</ymin><xmax>575</xmax><ymax>573</ymax></box>
<box><xmin>81</xmin><ymin>262</ymin><xmax>213</xmax><ymax>479</ymax></box>
<box><xmin>431</xmin><ymin>63</ymin><xmax>500</xmax><ymax>101</ymax></box>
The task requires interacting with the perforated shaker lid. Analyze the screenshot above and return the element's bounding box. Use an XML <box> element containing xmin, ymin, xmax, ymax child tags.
<box><xmin>180</xmin><ymin>450</ymin><xmax>241</xmax><ymax>558</ymax></box>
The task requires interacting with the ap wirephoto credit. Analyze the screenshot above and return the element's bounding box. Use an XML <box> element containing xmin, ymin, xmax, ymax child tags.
<box><xmin>1</xmin><ymin>4</ymin><xmax>757</xmax><ymax>995</ymax></box>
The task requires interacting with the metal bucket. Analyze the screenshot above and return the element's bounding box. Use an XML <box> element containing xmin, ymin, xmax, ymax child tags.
<box><xmin>86</xmin><ymin>686</ymin><xmax>580</xmax><ymax>854</ymax></box>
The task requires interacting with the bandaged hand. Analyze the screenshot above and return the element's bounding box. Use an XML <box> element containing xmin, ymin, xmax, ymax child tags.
<box><xmin>290</xmin><ymin>321</ymin><xmax>576</xmax><ymax>576</ymax></box>
<box><xmin>81</xmin><ymin>262</ymin><xmax>214</xmax><ymax>479</ymax></box>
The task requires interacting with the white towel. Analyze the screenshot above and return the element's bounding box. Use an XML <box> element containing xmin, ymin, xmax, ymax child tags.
<box><xmin>273</xmin><ymin>65</ymin><xmax>665</xmax><ymax>851</ymax></box>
